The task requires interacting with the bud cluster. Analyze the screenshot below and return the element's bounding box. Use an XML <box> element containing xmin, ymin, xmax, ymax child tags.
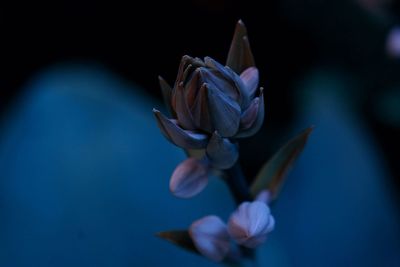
<box><xmin>154</xmin><ymin>20</ymin><xmax>276</xmax><ymax>263</ymax></box>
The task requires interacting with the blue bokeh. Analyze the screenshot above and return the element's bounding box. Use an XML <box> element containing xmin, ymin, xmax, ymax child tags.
<box><xmin>0</xmin><ymin>65</ymin><xmax>398</xmax><ymax>266</ymax></box>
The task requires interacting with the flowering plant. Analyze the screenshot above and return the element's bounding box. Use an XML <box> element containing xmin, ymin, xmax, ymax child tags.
<box><xmin>153</xmin><ymin>20</ymin><xmax>312</xmax><ymax>265</ymax></box>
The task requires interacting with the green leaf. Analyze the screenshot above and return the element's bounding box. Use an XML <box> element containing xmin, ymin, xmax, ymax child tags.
<box><xmin>250</xmin><ymin>127</ymin><xmax>314</xmax><ymax>200</ymax></box>
<box><xmin>156</xmin><ymin>230</ymin><xmax>198</xmax><ymax>254</ymax></box>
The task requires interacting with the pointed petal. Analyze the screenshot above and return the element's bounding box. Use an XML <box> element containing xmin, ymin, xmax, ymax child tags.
<box><xmin>186</xmin><ymin>69</ymin><xmax>201</xmax><ymax>107</ymax></box>
<box><xmin>189</xmin><ymin>215</ymin><xmax>230</xmax><ymax>262</ymax></box>
<box><xmin>175</xmin><ymin>82</ymin><xmax>196</xmax><ymax>130</ymax></box>
<box><xmin>206</xmin><ymin>83</ymin><xmax>241</xmax><ymax>137</ymax></box>
<box><xmin>206</xmin><ymin>132</ymin><xmax>238</xmax><ymax>169</ymax></box>
<box><xmin>198</xmin><ymin>66</ymin><xmax>239</xmax><ymax>102</ymax></box>
<box><xmin>235</xmin><ymin>88</ymin><xmax>264</xmax><ymax>138</ymax></box>
<box><xmin>226</xmin><ymin>20</ymin><xmax>255</xmax><ymax>74</ymax></box>
<box><xmin>153</xmin><ymin>109</ymin><xmax>208</xmax><ymax>149</ymax></box>
<box><xmin>158</xmin><ymin>76</ymin><xmax>176</xmax><ymax>117</ymax></box>
<box><xmin>191</xmin><ymin>84</ymin><xmax>214</xmax><ymax>133</ymax></box>
<box><xmin>204</xmin><ymin>57</ymin><xmax>249</xmax><ymax>106</ymax></box>
<box><xmin>174</xmin><ymin>55</ymin><xmax>192</xmax><ymax>86</ymax></box>
<box><xmin>239</xmin><ymin>97</ymin><xmax>259</xmax><ymax>130</ymax></box>
<box><xmin>240</xmin><ymin>67</ymin><xmax>259</xmax><ymax>98</ymax></box>
<box><xmin>204</xmin><ymin>56</ymin><xmax>234</xmax><ymax>80</ymax></box>
<box><xmin>170</xmin><ymin>158</ymin><xmax>209</xmax><ymax>198</ymax></box>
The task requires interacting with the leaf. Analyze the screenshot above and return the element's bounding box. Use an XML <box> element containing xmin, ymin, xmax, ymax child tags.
<box><xmin>250</xmin><ymin>127</ymin><xmax>314</xmax><ymax>200</ymax></box>
<box><xmin>156</xmin><ymin>230</ymin><xmax>199</xmax><ymax>254</ymax></box>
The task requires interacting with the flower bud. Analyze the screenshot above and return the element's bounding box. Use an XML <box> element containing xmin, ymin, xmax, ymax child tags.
<box><xmin>227</xmin><ymin>201</ymin><xmax>275</xmax><ymax>248</ymax></box>
<box><xmin>386</xmin><ymin>26</ymin><xmax>400</xmax><ymax>58</ymax></box>
<box><xmin>154</xmin><ymin>21</ymin><xmax>265</xmax><ymax>168</ymax></box>
<box><xmin>189</xmin><ymin>215</ymin><xmax>231</xmax><ymax>262</ymax></box>
<box><xmin>169</xmin><ymin>157</ymin><xmax>209</xmax><ymax>198</ymax></box>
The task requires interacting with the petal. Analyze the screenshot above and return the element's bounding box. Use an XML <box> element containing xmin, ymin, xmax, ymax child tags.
<box><xmin>174</xmin><ymin>55</ymin><xmax>194</xmax><ymax>86</ymax></box>
<box><xmin>175</xmin><ymin>82</ymin><xmax>196</xmax><ymax>130</ymax></box>
<box><xmin>153</xmin><ymin>109</ymin><xmax>208</xmax><ymax>149</ymax></box>
<box><xmin>189</xmin><ymin>215</ymin><xmax>230</xmax><ymax>262</ymax></box>
<box><xmin>239</xmin><ymin>96</ymin><xmax>259</xmax><ymax>130</ymax></box>
<box><xmin>158</xmin><ymin>76</ymin><xmax>176</xmax><ymax>118</ymax></box>
<box><xmin>206</xmin><ymin>132</ymin><xmax>238</xmax><ymax>169</ymax></box>
<box><xmin>204</xmin><ymin>56</ymin><xmax>232</xmax><ymax>77</ymax></box>
<box><xmin>240</xmin><ymin>67</ymin><xmax>259</xmax><ymax>98</ymax></box>
<box><xmin>204</xmin><ymin>57</ymin><xmax>249</xmax><ymax>107</ymax></box>
<box><xmin>245</xmin><ymin>201</ymin><xmax>271</xmax><ymax>236</ymax></box>
<box><xmin>198</xmin><ymin>66</ymin><xmax>239</xmax><ymax>102</ymax></box>
<box><xmin>227</xmin><ymin>201</ymin><xmax>274</xmax><ymax>248</ymax></box>
<box><xmin>235</xmin><ymin>88</ymin><xmax>264</xmax><ymax>138</ymax></box>
<box><xmin>206</xmin><ymin>83</ymin><xmax>241</xmax><ymax>137</ymax></box>
<box><xmin>170</xmin><ymin>158</ymin><xmax>209</xmax><ymax>198</ymax></box>
<box><xmin>226</xmin><ymin>20</ymin><xmax>255</xmax><ymax>74</ymax></box>
<box><xmin>185</xmin><ymin>69</ymin><xmax>201</xmax><ymax>108</ymax></box>
<box><xmin>191</xmin><ymin>83</ymin><xmax>214</xmax><ymax>133</ymax></box>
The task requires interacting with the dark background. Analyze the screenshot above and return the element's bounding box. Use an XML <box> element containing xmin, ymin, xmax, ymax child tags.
<box><xmin>2</xmin><ymin>0</ymin><xmax>400</xmax><ymax>189</ymax></box>
<box><xmin>1</xmin><ymin>1</ymin><xmax>400</xmax><ymax>266</ymax></box>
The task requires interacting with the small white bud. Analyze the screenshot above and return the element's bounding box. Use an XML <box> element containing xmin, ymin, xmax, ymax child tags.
<box><xmin>189</xmin><ymin>215</ymin><xmax>231</xmax><ymax>262</ymax></box>
<box><xmin>228</xmin><ymin>201</ymin><xmax>275</xmax><ymax>248</ymax></box>
<box><xmin>169</xmin><ymin>158</ymin><xmax>209</xmax><ymax>198</ymax></box>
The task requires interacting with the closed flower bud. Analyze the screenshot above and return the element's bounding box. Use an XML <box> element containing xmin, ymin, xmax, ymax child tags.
<box><xmin>154</xmin><ymin>20</ymin><xmax>264</xmax><ymax>170</ymax></box>
<box><xmin>169</xmin><ymin>157</ymin><xmax>209</xmax><ymax>198</ymax></box>
<box><xmin>227</xmin><ymin>201</ymin><xmax>275</xmax><ymax>248</ymax></box>
<box><xmin>189</xmin><ymin>215</ymin><xmax>231</xmax><ymax>262</ymax></box>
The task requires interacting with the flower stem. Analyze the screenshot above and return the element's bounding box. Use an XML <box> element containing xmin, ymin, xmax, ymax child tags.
<box><xmin>224</xmin><ymin>161</ymin><xmax>252</xmax><ymax>204</ymax></box>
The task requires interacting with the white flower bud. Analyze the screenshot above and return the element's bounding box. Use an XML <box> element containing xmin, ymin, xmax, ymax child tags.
<box><xmin>189</xmin><ymin>215</ymin><xmax>231</xmax><ymax>262</ymax></box>
<box><xmin>228</xmin><ymin>201</ymin><xmax>275</xmax><ymax>248</ymax></box>
<box><xmin>169</xmin><ymin>157</ymin><xmax>209</xmax><ymax>198</ymax></box>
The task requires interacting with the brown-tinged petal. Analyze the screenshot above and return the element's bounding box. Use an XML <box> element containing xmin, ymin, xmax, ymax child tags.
<box><xmin>174</xmin><ymin>55</ymin><xmax>192</xmax><ymax>87</ymax></box>
<box><xmin>170</xmin><ymin>158</ymin><xmax>209</xmax><ymax>198</ymax></box>
<box><xmin>191</xmin><ymin>84</ymin><xmax>214</xmax><ymax>133</ymax></box>
<box><xmin>153</xmin><ymin>109</ymin><xmax>208</xmax><ymax>149</ymax></box>
<box><xmin>235</xmin><ymin>88</ymin><xmax>264</xmax><ymax>138</ymax></box>
<box><xmin>239</xmin><ymin>97</ymin><xmax>259</xmax><ymax>130</ymax></box>
<box><xmin>240</xmin><ymin>67</ymin><xmax>259</xmax><ymax>98</ymax></box>
<box><xmin>175</xmin><ymin>82</ymin><xmax>196</xmax><ymax>130</ymax></box>
<box><xmin>226</xmin><ymin>20</ymin><xmax>255</xmax><ymax>74</ymax></box>
<box><xmin>206</xmin><ymin>83</ymin><xmax>241</xmax><ymax>137</ymax></box>
<box><xmin>185</xmin><ymin>69</ymin><xmax>201</xmax><ymax>108</ymax></box>
<box><xmin>189</xmin><ymin>215</ymin><xmax>231</xmax><ymax>262</ymax></box>
<box><xmin>206</xmin><ymin>132</ymin><xmax>238</xmax><ymax>169</ymax></box>
<box><xmin>158</xmin><ymin>76</ymin><xmax>176</xmax><ymax>118</ymax></box>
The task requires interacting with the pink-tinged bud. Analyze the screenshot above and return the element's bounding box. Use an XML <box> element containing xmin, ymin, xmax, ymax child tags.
<box><xmin>189</xmin><ymin>215</ymin><xmax>231</xmax><ymax>262</ymax></box>
<box><xmin>386</xmin><ymin>27</ymin><xmax>400</xmax><ymax>58</ymax></box>
<box><xmin>169</xmin><ymin>157</ymin><xmax>209</xmax><ymax>198</ymax></box>
<box><xmin>228</xmin><ymin>201</ymin><xmax>275</xmax><ymax>248</ymax></box>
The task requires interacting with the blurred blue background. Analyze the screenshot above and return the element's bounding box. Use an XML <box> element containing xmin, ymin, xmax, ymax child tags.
<box><xmin>1</xmin><ymin>0</ymin><xmax>400</xmax><ymax>266</ymax></box>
